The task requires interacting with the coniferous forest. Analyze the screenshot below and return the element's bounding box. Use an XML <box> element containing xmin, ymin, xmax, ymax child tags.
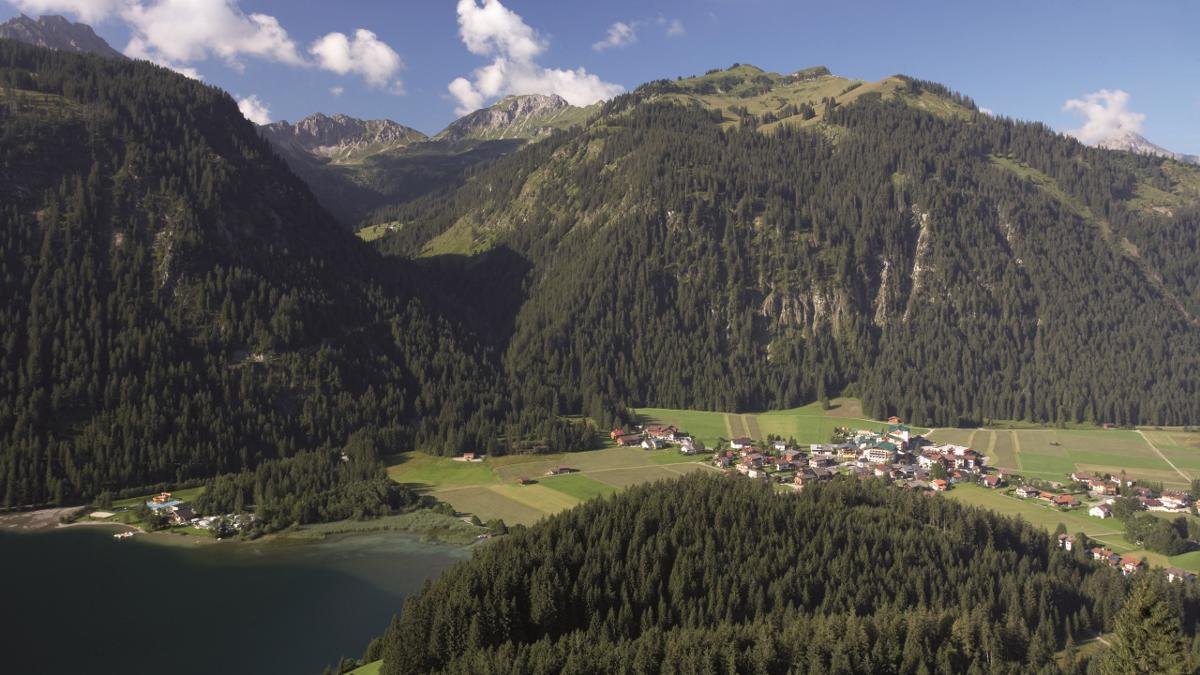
<box><xmin>2</xmin><ymin>41</ymin><xmax>1199</xmax><ymax>514</ymax></box>
<box><xmin>377</xmin><ymin>475</ymin><xmax>1200</xmax><ymax>674</ymax></box>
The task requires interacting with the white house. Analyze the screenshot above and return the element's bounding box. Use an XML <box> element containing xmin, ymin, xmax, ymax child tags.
<box><xmin>1089</xmin><ymin>503</ymin><xmax>1112</xmax><ymax>519</ymax></box>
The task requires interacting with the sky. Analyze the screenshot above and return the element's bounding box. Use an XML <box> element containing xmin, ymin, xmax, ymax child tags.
<box><xmin>3</xmin><ymin>0</ymin><xmax>1197</xmax><ymax>153</ymax></box>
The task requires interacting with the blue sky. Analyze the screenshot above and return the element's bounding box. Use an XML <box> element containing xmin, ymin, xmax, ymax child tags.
<box><xmin>4</xmin><ymin>1</ymin><xmax>1198</xmax><ymax>152</ymax></box>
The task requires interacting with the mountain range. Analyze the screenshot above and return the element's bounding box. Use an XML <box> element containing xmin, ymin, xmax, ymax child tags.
<box><xmin>1100</xmin><ymin>128</ymin><xmax>1200</xmax><ymax>165</ymax></box>
<box><xmin>1</xmin><ymin>32</ymin><xmax>1199</xmax><ymax>509</ymax></box>
<box><xmin>0</xmin><ymin>14</ymin><xmax>124</xmax><ymax>59</ymax></box>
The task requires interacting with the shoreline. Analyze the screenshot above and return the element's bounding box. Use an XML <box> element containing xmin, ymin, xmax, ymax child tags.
<box><xmin>0</xmin><ymin>505</ymin><xmax>485</xmax><ymax>550</ymax></box>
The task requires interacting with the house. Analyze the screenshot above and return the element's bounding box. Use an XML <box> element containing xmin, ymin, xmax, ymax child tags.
<box><xmin>810</xmin><ymin>456</ymin><xmax>836</xmax><ymax>469</ymax></box>
<box><xmin>931</xmin><ymin>479</ymin><xmax>948</xmax><ymax>492</ymax></box>
<box><xmin>1166</xmin><ymin>568</ymin><xmax>1198</xmax><ymax>584</ymax></box>
<box><xmin>1140</xmin><ymin>497</ymin><xmax>1164</xmax><ymax>510</ymax></box>
<box><xmin>1087</xmin><ymin>478</ymin><xmax>1117</xmax><ymax>496</ymax></box>
<box><xmin>1015</xmin><ymin>486</ymin><xmax>1042</xmax><ymax>499</ymax></box>
<box><xmin>1089</xmin><ymin>503</ymin><xmax>1113</xmax><ymax>519</ymax></box>
<box><xmin>462</xmin><ymin>452</ymin><xmax>476</xmax><ymax>461</ymax></box>
<box><xmin>546</xmin><ymin>466</ymin><xmax>575</xmax><ymax>476</ymax></box>
<box><xmin>863</xmin><ymin>447</ymin><xmax>895</xmax><ymax>464</ymax></box>
<box><xmin>609</xmin><ymin>428</ymin><xmax>626</xmax><ymax>440</ymax></box>
<box><xmin>731</xmin><ymin>437</ymin><xmax>755</xmax><ymax>451</ymax></box>
<box><xmin>1091</xmin><ymin>546</ymin><xmax>1114</xmax><ymax>561</ymax></box>
<box><xmin>1120</xmin><ymin>556</ymin><xmax>1144</xmax><ymax>576</ymax></box>
<box><xmin>150</xmin><ymin>492</ymin><xmax>173</xmax><ymax>504</ymax></box>
<box><xmin>641</xmin><ymin>438</ymin><xmax>666</xmax><ymax>450</ymax></box>
<box><xmin>772</xmin><ymin>440</ymin><xmax>789</xmax><ymax>452</ymax></box>
<box><xmin>1057</xmin><ymin>533</ymin><xmax>1076</xmax><ymax>551</ymax></box>
<box><xmin>1160</xmin><ymin>492</ymin><xmax>1192</xmax><ymax>510</ymax></box>
<box><xmin>679</xmin><ymin>438</ymin><xmax>705</xmax><ymax>455</ymax></box>
<box><xmin>516</xmin><ymin>477</ymin><xmax>533</xmax><ymax>485</ymax></box>
<box><xmin>714</xmin><ymin>455</ymin><xmax>733</xmax><ymax>469</ymax></box>
<box><xmin>147</xmin><ymin>499</ymin><xmax>182</xmax><ymax>512</ymax></box>
<box><xmin>168</xmin><ymin>505</ymin><xmax>196</xmax><ymax>525</ymax></box>
<box><xmin>774</xmin><ymin>459</ymin><xmax>795</xmax><ymax>472</ymax></box>
<box><xmin>982</xmin><ymin>475</ymin><xmax>1003</xmax><ymax>489</ymax></box>
<box><xmin>887</xmin><ymin>416</ymin><xmax>902</xmax><ymax>424</ymax></box>
<box><xmin>1052</xmin><ymin>494</ymin><xmax>1081</xmax><ymax>508</ymax></box>
<box><xmin>615</xmin><ymin>433</ymin><xmax>643</xmax><ymax>447</ymax></box>
<box><xmin>645</xmin><ymin>425</ymin><xmax>680</xmax><ymax>441</ymax></box>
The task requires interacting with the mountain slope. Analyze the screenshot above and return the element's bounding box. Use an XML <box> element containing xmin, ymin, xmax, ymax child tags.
<box><xmin>373</xmin><ymin>65</ymin><xmax>1200</xmax><ymax>428</ymax></box>
<box><xmin>261</xmin><ymin>113</ymin><xmax>426</xmax><ymax>163</ymax></box>
<box><xmin>0</xmin><ymin>14</ymin><xmax>124</xmax><ymax>58</ymax></box>
<box><xmin>434</xmin><ymin>93</ymin><xmax>592</xmax><ymax>143</ymax></box>
<box><xmin>0</xmin><ymin>41</ymin><xmax>551</xmax><ymax>506</ymax></box>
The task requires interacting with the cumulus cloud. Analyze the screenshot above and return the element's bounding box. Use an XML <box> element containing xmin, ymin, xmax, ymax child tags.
<box><xmin>7</xmin><ymin>0</ymin><xmax>403</xmax><ymax>88</ymax></box>
<box><xmin>663</xmin><ymin>18</ymin><xmax>685</xmax><ymax>37</ymax></box>
<box><xmin>9</xmin><ymin>0</ymin><xmax>123</xmax><ymax>23</ymax></box>
<box><xmin>1063</xmin><ymin>89</ymin><xmax>1145</xmax><ymax>145</ymax></box>
<box><xmin>449</xmin><ymin>0</ymin><xmax>623</xmax><ymax>115</ymax></box>
<box><xmin>593</xmin><ymin>21</ymin><xmax>635</xmax><ymax>51</ymax></box>
<box><xmin>310</xmin><ymin>29</ymin><xmax>403</xmax><ymax>91</ymax></box>
<box><xmin>236</xmin><ymin>94</ymin><xmax>270</xmax><ymax>124</ymax></box>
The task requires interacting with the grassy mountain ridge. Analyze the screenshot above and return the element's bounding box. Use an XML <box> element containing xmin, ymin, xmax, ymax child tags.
<box><xmin>372</xmin><ymin>70</ymin><xmax>1200</xmax><ymax>428</ymax></box>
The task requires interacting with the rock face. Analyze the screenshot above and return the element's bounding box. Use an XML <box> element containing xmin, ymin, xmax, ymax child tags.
<box><xmin>259</xmin><ymin>113</ymin><xmax>426</xmax><ymax>161</ymax></box>
<box><xmin>435</xmin><ymin>94</ymin><xmax>573</xmax><ymax>142</ymax></box>
<box><xmin>1098</xmin><ymin>129</ymin><xmax>1199</xmax><ymax>165</ymax></box>
<box><xmin>0</xmin><ymin>14</ymin><xmax>125</xmax><ymax>59</ymax></box>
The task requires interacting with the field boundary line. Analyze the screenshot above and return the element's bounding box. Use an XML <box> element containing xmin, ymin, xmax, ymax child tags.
<box><xmin>1137</xmin><ymin>430</ymin><xmax>1190</xmax><ymax>482</ymax></box>
<box><xmin>1011</xmin><ymin>431</ymin><xmax>1023</xmax><ymax>470</ymax></box>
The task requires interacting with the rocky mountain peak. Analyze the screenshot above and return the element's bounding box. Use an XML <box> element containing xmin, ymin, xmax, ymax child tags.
<box><xmin>435</xmin><ymin>93</ymin><xmax>573</xmax><ymax>142</ymax></box>
<box><xmin>0</xmin><ymin>14</ymin><xmax>125</xmax><ymax>59</ymax></box>
<box><xmin>260</xmin><ymin>113</ymin><xmax>426</xmax><ymax>159</ymax></box>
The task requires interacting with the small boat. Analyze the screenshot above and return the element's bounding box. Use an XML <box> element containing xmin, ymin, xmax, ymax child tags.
<box><xmin>112</xmin><ymin>531</ymin><xmax>135</xmax><ymax>540</ymax></box>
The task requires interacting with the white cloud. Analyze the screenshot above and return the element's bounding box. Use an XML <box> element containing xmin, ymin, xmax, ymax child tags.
<box><xmin>449</xmin><ymin>0</ymin><xmax>623</xmax><ymax>115</ymax></box>
<box><xmin>309</xmin><ymin>29</ymin><xmax>403</xmax><ymax>91</ymax></box>
<box><xmin>236</xmin><ymin>94</ymin><xmax>270</xmax><ymax>124</ymax></box>
<box><xmin>329</xmin><ymin>85</ymin><xmax>345</xmax><ymax>97</ymax></box>
<box><xmin>1063</xmin><ymin>89</ymin><xmax>1145</xmax><ymax>145</ymax></box>
<box><xmin>8</xmin><ymin>0</ymin><xmax>123</xmax><ymax>23</ymax></box>
<box><xmin>664</xmin><ymin>18</ymin><xmax>685</xmax><ymax>37</ymax></box>
<box><xmin>593</xmin><ymin>21</ymin><xmax>635</xmax><ymax>51</ymax></box>
<box><xmin>7</xmin><ymin>0</ymin><xmax>403</xmax><ymax>88</ymax></box>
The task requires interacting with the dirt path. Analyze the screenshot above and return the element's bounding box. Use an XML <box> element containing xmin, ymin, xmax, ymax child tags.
<box><xmin>1138</xmin><ymin>430</ymin><xmax>1191</xmax><ymax>482</ymax></box>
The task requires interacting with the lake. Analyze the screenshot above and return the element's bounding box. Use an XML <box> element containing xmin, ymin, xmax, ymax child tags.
<box><xmin>0</xmin><ymin>526</ymin><xmax>467</xmax><ymax>674</ymax></box>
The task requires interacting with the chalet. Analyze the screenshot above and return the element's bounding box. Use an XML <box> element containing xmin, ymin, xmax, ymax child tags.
<box><xmin>1052</xmin><ymin>494</ymin><xmax>1081</xmax><ymax>508</ymax></box>
<box><xmin>782</xmin><ymin>448</ymin><xmax>805</xmax><ymax>463</ymax></box>
<box><xmin>810</xmin><ymin>456</ymin><xmax>837</xmax><ymax>469</ymax></box>
<box><xmin>1015</xmin><ymin>486</ymin><xmax>1042</xmax><ymax>499</ymax></box>
<box><xmin>714</xmin><ymin>455</ymin><xmax>733</xmax><ymax>469</ymax></box>
<box><xmin>981</xmin><ymin>475</ymin><xmax>1003</xmax><ymax>489</ymax></box>
<box><xmin>1089</xmin><ymin>503</ymin><xmax>1113</xmax><ymax>519</ymax></box>
<box><xmin>546</xmin><ymin>466</ymin><xmax>575</xmax><ymax>476</ymax></box>
<box><xmin>772</xmin><ymin>440</ymin><xmax>789</xmax><ymax>452</ymax></box>
<box><xmin>615</xmin><ymin>433</ymin><xmax>643</xmax><ymax>447</ymax></box>
<box><xmin>887</xmin><ymin>416</ymin><xmax>902</xmax><ymax>424</ymax></box>
<box><xmin>1071</xmin><ymin>471</ymin><xmax>1103</xmax><ymax>483</ymax></box>
<box><xmin>150</xmin><ymin>492</ymin><xmax>173</xmax><ymax>504</ymax></box>
<box><xmin>1167</xmin><ymin>568</ymin><xmax>1198</xmax><ymax>584</ymax></box>
<box><xmin>1091</xmin><ymin>546</ymin><xmax>1114</xmax><ymax>562</ymax></box>
<box><xmin>1057</xmin><ymin>534</ymin><xmax>1076</xmax><ymax>552</ymax></box>
<box><xmin>645</xmin><ymin>425</ymin><xmax>680</xmax><ymax>441</ymax></box>
<box><xmin>1120</xmin><ymin>556</ymin><xmax>1145</xmax><ymax>576</ymax></box>
<box><xmin>168</xmin><ymin>505</ymin><xmax>196</xmax><ymax>525</ymax></box>
<box><xmin>885</xmin><ymin>423</ymin><xmax>912</xmax><ymax>444</ymax></box>
<box><xmin>1161</xmin><ymin>492</ymin><xmax>1192</xmax><ymax>510</ymax></box>
<box><xmin>609</xmin><ymin>428</ymin><xmax>626</xmax><ymax>440</ymax></box>
<box><xmin>774</xmin><ymin>458</ymin><xmax>795</xmax><ymax>472</ymax></box>
<box><xmin>1139</xmin><ymin>497</ymin><xmax>1164</xmax><ymax>510</ymax></box>
<box><xmin>1087</xmin><ymin>478</ymin><xmax>1117</xmax><ymax>496</ymax></box>
<box><xmin>679</xmin><ymin>438</ymin><xmax>705</xmax><ymax>455</ymax></box>
<box><xmin>641</xmin><ymin>438</ymin><xmax>666</xmax><ymax>450</ymax></box>
<box><xmin>872</xmin><ymin>464</ymin><xmax>891</xmax><ymax>478</ymax></box>
<box><xmin>809</xmin><ymin>444</ymin><xmax>834</xmax><ymax>454</ymax></box>
<box><xmin>731</xmin><ymin>437</ymin><xmax>755</xmax><ymax>451</ymax></box>
<box><xmin>931</xmin><ymin>479</ymin><xmax>949</xmax><ymax>492</ymax></box>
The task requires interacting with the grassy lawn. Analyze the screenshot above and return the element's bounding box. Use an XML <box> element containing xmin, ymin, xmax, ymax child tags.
<box><xmin>347</xmin><ymin>661</ymin><xmax>381</xmax><ymax>675</ymax></box>
<box><xmin>540</xmin><ymin>474</ymin><xmax>620</xmax><ymax>501</ymax></box>
<box><xmin>109</xmin><ymin>486</ymin><xmax>206</xmax><ymax>510</ymax></box>
<box><xmin>933</xmin><ymin>427</ymin><xmax>1197</xmax><ymax>488</ymax></box>
<box><xmin>391</xmin><ymin>442</ymin><xmax>718</xmax><ymax>526</ymax></box>
<box><xmin>637</xmin><ymin>398</ymin><xmax>928</xmax><ymax>449</ymax></box>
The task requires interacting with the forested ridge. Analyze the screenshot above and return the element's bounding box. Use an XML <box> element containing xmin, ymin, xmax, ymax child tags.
<box><xmin>377</xmin><ymin>475</ymin><xmax>1200</xmax><ymax>673</ymax></box>
<box><xmin>375</xmin><ymin>69</ymin><xmax>1200</xmax><ymax>430</ymax></box>
<box><xmin>0</xmin><ymin>41</ymin><xmax>586</xmax><ymax>507</ymax></box>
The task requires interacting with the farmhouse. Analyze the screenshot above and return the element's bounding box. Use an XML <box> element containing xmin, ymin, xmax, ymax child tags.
<box><xmin>1051</xmin><ymin>494</ymin><xmax>1080</xmax><ymax>508</ymax></box>
<box><xmin>1167</xmin><ymin>568</ymin><xmax>1198</xmax><ymax>584</ymax></box>
<box><xmin>641</xmin><ymin>438</ymin><xmax>666</xmax><ymax>450</ymax></box>
<box><xmin>1057</xmin><ymin>534</ymin><xmax>1076</xmax><ymax>551</ymax></box>
<box><xmin>1015</xmin><ymin>486</ymin><xmax>1041</xmax><ymax>499</ymax></box>
<box><xmin>644</xmin><ymin>425</ymin><xmax>680</xmax><ymax>441</ymax></box>
<box><xmin>1120</xmin><ymin>556</ymin><xmax>1145</xmax><ymax>576</ymax></box>
<box><xmin>615</xmin><ymin>433</ymin><xmax>643</xmax><ymax>447</ymax></box>
<box><xmin>981</xmin><ymin>475</ymin><xmax>1003</xmax><ymax>489</ymax></box>
<box><xmin>731</xmin><ymin>437</ymin><xmax>755</xmax><ymax>451</ymax></box>
<box><xmin>1089</xmin><ymin>503</ymin><xmax>1113</xmax><ymax>519</ymax></box>
<box><xmin>931</xmin><ymin>479</ymin><xmax>948</xmax><ymax>492</ymax></box>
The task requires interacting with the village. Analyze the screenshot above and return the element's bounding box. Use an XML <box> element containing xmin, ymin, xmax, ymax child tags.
<box><xmin>607</xmin><ymin>416</ymin><xmax>1200</xmax><ymax>584</ymax></box>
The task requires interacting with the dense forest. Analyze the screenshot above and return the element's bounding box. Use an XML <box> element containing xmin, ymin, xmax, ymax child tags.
<box><xmin>375</xmin><ymin>475</ymin><xmax>1200</xmax><ymax>673</ymax></box>
<box><xmin>375</xmin><ymin>71</ymin><xmax>1200</xmax><ymax>429</ymax></box>
<box><xmin>0</xmin><ymin>41</ymin><xmax>591</xmax><ymax>507</ymax></box>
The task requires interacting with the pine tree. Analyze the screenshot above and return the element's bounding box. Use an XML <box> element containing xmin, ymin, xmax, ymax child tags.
<box><xmin>1100</xmin><ymin>577</ymin><xmax>1190</xmax><ymax>675</ymax></box>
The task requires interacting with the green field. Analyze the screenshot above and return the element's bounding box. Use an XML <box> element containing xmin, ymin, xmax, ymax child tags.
<box><xmin>388</xmin><ymin>446</ymin><xmax>713</xmax><ymax>526</ymax></box>
<box><xmin>636</xmin><ymin>398</ymin><xmax>928</xmax><ymax>448</ymax></box>
<box><xmin>347</xmin><ymin>661</ymin><xmax>381</xmax><ymax>675</ymax></box>
<box><xmin>930</xmin><ymin>427</ymin><xmax>1200</xmax><ymax>488</ymax></box>
<box><xmin>109</xmin><ymin>486</ymin><xmax>206</xmax><ymax>510</ymax></box>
